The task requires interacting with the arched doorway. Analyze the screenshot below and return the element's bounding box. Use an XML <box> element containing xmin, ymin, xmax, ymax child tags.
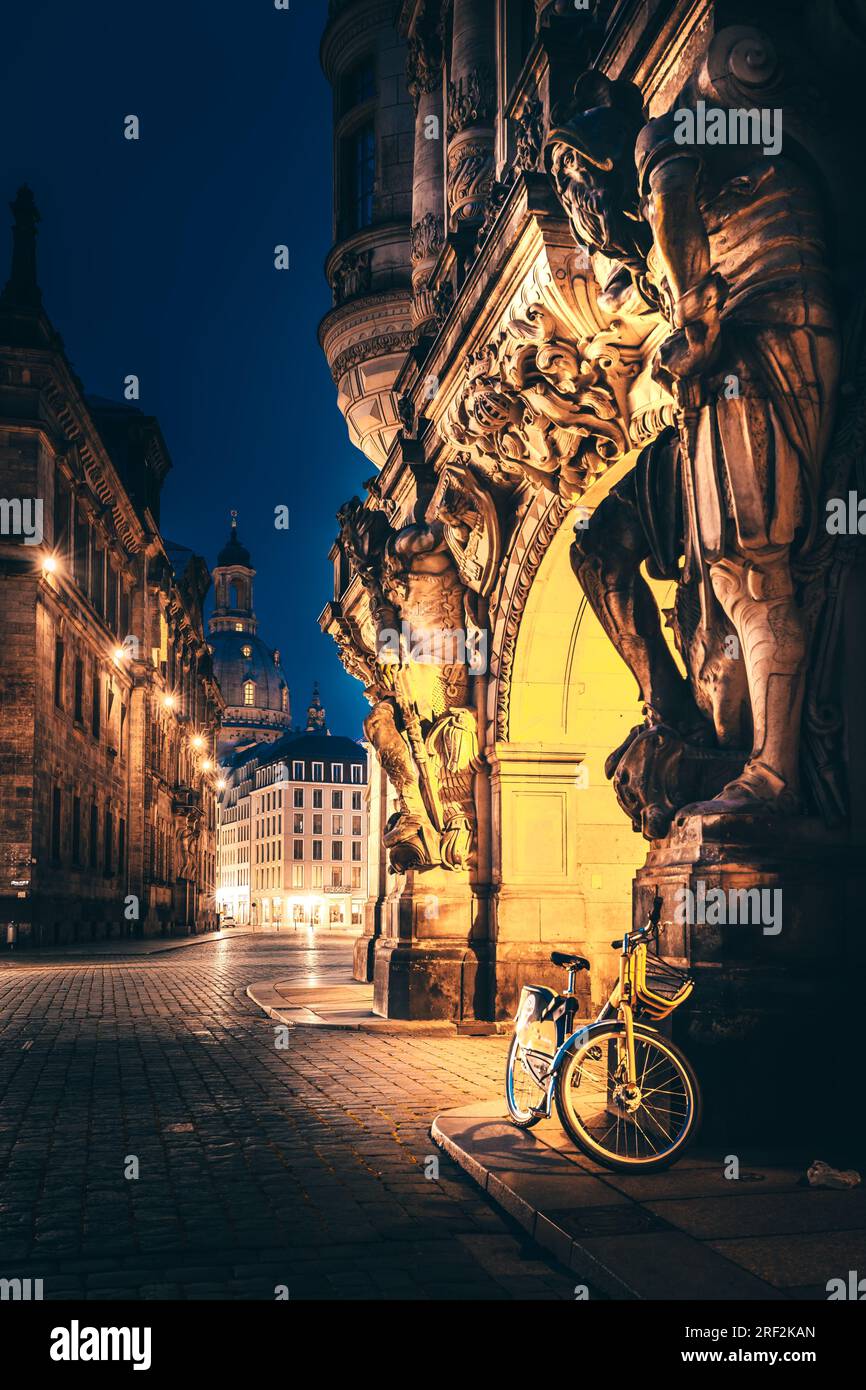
<box><xmin>489</xmin><ymin>471</ymin><xmax>678</xmax><ymax>1015</ymax></box>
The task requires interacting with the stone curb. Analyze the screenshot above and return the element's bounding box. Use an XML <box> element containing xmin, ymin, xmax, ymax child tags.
<box><xmin>245</xmin><ymin>979</ymin><xmax>507</xmax><ymax>1035</ymax></box>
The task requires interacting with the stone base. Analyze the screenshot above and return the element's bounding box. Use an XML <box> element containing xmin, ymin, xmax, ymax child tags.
<box><xmin>493</xmin><ymin>941</ymin><xmax>592</xmax><ymax>1022</ymax></box>
<box><xmin>635</xmin><ymin>811</ymin><xmax>864</xmax><ymax>1152</ymax></box>
<box><xmin>352</xmin><ymin>930</ymin><xmax>376</xmax><ymax>983</ymax></box>
<box><xmin>372</xmin><ymin>939</ymin><xmax>492</xmax><ymax>1021</ymax></box>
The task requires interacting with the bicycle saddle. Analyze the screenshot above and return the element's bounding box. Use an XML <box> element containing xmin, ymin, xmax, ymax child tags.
<box><xmin>550</xmin><ymin>952</ymin><xmax>590</xmax><ymax>970</ymax></box>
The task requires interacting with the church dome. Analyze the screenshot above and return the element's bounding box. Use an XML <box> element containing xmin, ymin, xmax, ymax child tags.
<box><xmin>209</xmin><ymin>630</ymin><xmax>289</xmax><ymax>714</ymax></box>
<box><xmin>216</xmin><ymin>524</ymin><xmax>251</xmax><ymax>569</ymax></box>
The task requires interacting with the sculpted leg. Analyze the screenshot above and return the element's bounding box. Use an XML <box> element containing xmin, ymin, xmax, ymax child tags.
<box><xmin>570</xmin><ymin>478</ymin><xmax>707</xmax><ymax>738</ymax></box>
<box><xmin>687</xmin><ymin>550</ymin><xmax>806</xmax><ymax>813</ymax></box>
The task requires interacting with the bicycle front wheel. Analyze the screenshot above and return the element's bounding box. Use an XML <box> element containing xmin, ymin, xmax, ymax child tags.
<box><xmin>554</xmin><ymin>1023</ymin><xmax>701</xmax><ymax>1171</ymax></box>
<box><xmin>505</xmin><ymin>1034</ymin><xmax>547</xmax><ymax>1128</ymax></box>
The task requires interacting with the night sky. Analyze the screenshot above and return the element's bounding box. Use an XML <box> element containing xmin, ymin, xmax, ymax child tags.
<box><xmin>0</xmin><ymin>0</ymin><xmax>369</xmax><ymax>737</ymax></box>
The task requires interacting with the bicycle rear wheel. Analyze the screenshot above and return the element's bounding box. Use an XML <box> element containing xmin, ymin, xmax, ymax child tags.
<box><xmin>554</xmin><ymin>1023</ymin><xmax>701</xmax><ymax>1171</ymax></box>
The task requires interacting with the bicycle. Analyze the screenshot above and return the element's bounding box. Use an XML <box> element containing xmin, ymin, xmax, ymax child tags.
<box><xmin>505</xmin><ymin>894</ymin><xmax>702</xmax><ymax>1171</ymax></box>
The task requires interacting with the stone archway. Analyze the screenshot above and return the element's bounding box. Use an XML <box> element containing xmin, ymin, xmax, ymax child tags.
<box><xmin>487</xmin><ymin>471</ymin><xmax>678</xmax><ymax>1017</ymax></box>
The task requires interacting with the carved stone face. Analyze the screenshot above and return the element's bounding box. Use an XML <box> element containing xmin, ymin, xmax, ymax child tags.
<box><xmin>549</xmin><ymin>142</ymin><xmax>646</xmax><ymax>271</ymax></box>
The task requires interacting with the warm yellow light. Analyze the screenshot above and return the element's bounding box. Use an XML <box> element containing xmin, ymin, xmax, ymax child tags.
<box><xmin>42</xmin><ymin>554</ymin><xmax>58</xmax><ymax>575</ymax></box>
<box><xmin>202</xmin><ymin>759</ymin><xmax>213</xmax><ymax>772</ymax></box>
<box><xmin>190</xmin><ymin>735</ymin><xmax>205</xmax><ymax>750</ymax></box>
<box><xmin>163</xmin><ymin>693</ymin><xmax>176</xmax><ymax>709</ymax></box>
<box><xmin>216</xmin><ymin>779</ymin><xmax>227</xmax><ymax>792</ymax></box>
<box><xmin>113</xmin><ymin>646</ymin><xmax>126</xmax><ymax>663</ymax></box>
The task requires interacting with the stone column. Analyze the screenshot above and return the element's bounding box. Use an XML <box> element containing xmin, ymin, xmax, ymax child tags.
<box><xmin>446</xmin><ymin>0</ymin><xmax>496</xmax><ymax>234</ymax></box>
<box><xmin>407</xmin><ymin>17</ymin><xmax>445</xmax><ymax>335</ymax></box>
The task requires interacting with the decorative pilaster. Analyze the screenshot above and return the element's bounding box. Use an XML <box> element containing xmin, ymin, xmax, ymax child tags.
<box><xmin>446</xmin><ymin>0</ymin><xmax>496</xmax><ymax>232</ymax></box>
<box><xmin>407</xmin><ymin>8</ymin><xmax>445</xmax><ymax>334</ymax></box>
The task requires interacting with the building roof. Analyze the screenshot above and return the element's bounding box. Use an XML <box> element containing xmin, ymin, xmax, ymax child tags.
<box><xmin>209</xmin><ymin>628</ymin><xmax>289</xmax><ymax>713</ymax></box>
<box><xmin>216</xmin><ymin>515</ymin><xmax>252</xmax><ymax>569</ymax></box>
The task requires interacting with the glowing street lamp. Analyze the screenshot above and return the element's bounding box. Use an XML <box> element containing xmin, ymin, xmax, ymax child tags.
<box><xmin>190</xmin><ymin>734</ymin><xmax>205</xmax><ymax>750</ymax></box>
<box><xmin>163</xmin><ymin>693</ymin><xmax>176</xmax><ymax>710</ymax></box>
<box><xmin>41</xmin><ymin>553</ymin><xmax>58</xmax><ymax>576</ymax></box>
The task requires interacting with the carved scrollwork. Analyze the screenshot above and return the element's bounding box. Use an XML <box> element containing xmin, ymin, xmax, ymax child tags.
<box><xmin>330</xmin><ymin>249</ymin><xmax>372</xmax><ymax>306</ymax></box>
<box><xmin>447</xmin><ymin>65</ymin><xmax>495</xmax><ymax>138</ymax></box>
<box><xmin>429</xmin><ymin>460</ymin><xmax>502</xmax><ymax>598</ymax></box>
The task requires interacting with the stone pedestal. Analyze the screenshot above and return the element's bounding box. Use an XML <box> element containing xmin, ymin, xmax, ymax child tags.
<box><xmin>635</xmin><ymin>813</ymin><xmax>865</xmax><ymax>1151</ymax></box>
<box><xmin>370</xmin><ymin>865</ymin><xmax>491</xmax><ymax>1020</ymax></box>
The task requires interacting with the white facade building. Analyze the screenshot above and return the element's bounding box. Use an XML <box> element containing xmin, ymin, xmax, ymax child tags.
<box><xmin>217</xmin><ymin>730</ymin><xmax>369</xmax><ymax>932</ymax></box>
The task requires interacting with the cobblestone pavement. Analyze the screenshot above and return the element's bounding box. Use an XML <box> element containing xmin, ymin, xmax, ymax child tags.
<box><xmin>0</xmin><ymin>940</ymin><xmax>584</xmax><ymax>1300</ymax></box>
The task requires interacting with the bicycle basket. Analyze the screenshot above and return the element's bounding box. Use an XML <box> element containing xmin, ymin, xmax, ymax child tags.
<box><xmin>632</xmin><ymin>943</ymin><xmax>693</xmax><ymax>1020</ymax></box>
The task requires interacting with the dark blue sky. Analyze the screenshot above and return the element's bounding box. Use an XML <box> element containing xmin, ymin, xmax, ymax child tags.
<box><xmin>0</xmin><ymin>0</ymin><xmax>369</xmax><ymax>737</ymax></box>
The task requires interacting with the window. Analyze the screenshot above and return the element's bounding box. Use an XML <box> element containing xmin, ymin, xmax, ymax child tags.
<box><xmin>91</xmin><ymin>664</ymin><xmax>101</xmax><ymax>738</ymax></box>
<box><xmin>352</xmin><ymin>791</ymin><xmax>362</xmax><ymax>811</ymax></box>
<box><xmin>352</xmin><ymin>842</ymin><xmax>362</xmax><ymax>862</ymax></box>
<box><xmin>351</xmin><ymin>764</ymin><xmax>363</xmax><ymax>783</ymax></box>
<box><xmin>51</xmin><ymin>785</ymin><xmax>62</xmax><ymax>861</ymax></box>
<box><xmin>71</xmin><ymin>795</ymin><xmax>81</xmax><ymax>865</ymax></box>
<box><xmin>331</xmin><ymin>866</ymin><xmax>342</xmax><ymax>887</ymax></box>
<box><xmin>329</xmin><ymin>903</ymin><xmax>343</xmax><ymax>924</ymax></box>
<box><xmin>312</xmin><ymin>864</ymin><xmax>323</xmax><ymax>890</ymax></box>
<box><xmin>341</xmin><ymin>57</ymin><xmax>375</xmax><ymax>113</ymax></box>
<box><xmin>293</xmin><ymin>839</ymin><xmax>303</xmax><ymax>860</ymax></box>
<box><xmin>331</xmin><ymin>791</ymin><xmax>343</xmax><ymax>809</ymax></box>
<box><xmin>73</xmin><ymin>657</ymin><xmax>84</xmax><ymax>722</ymax></box>
<box><xmin>118</xmin><ymin>818</ymin><xmax>126</xmax><ymax>873</ymax></box>
<box><xmin>312</xmin><ymin>840</ymin><xmax>322</xmax><ymax>861</ymax></box>
<box><xmin>293</xmin><ymin>813</ymin><xmax>303</xmax><ymax>834</ymax></box>
<box><xmin>332</xmin><ymin>815</ymin><xmax>343</xmax><ymax>835</ymax></box>
<box><xmin>281</xmin><ymin>688</ymin><xmax>288</xmax><ymax>712</ymax></box>
<box><xmin>104</xmin><ymin>809</ymin><xmax>113</xmax><ymax>876</ymax></box>
<box><xmin>351</xmin><ymin>899</ymin><xmax>363</xmax><ymax>924</ymax></box>
<box><xmin>351</xmin><ymin>867</ymin><xmax>362</xmax><ymax>891</ymax></box>
<box><xmin>312</xmin><ymin>762</ymin><xmax>323</xmax><ymax>781</ymax></box>
<box><xmin>54</xmin><ymin>637</ymin><xmax>64</xmax><ymax>708</ymax></box>
<box><xmin>331</xmin><ymin>764</ymin><xmax>343</xmax><ymax>783</ymax></box>
<box><xmin>331</xmin><ymin>841</ymin><xmax>343</xmax><ymax>861</ymax></box>
<box><xmin>293</xmin><ymin>761</ymin><xmax>303</xmax><ymax>779</ymax></box>
<box><xmin>292</xmin><ymin>864</ymin><xmax>304</xmax><ymax>889</ymax></box>
<box><xmin>342</xmin><ymin>123</ymin><xmax>375</xmax><ymax>236</ymax></box>
<box><xmin>293</xmin><ymin>788</ymin><xmax>303</xmax><ymax>808</ymax></box>
<box><xmin>243</xmin><ymin>680</ymin><xmax>255</xmax><ymax>706</ymax></box>
<box><xmin>241</xmin><ymin>644</ymin><xmax>252</xmax><ymax>658</ymax></box>
<box><xmin>352</xmin><ymin>816</ymin><xmax>362</xmax><ymax>836</ymax></box>
<box><xmin>235</xmin><ymin>622</ymin><xmax>244</xmax><ymax>631</ymax></box>
<box><xmin>89</xmin><ymin>802</ymin><xmax>99</xmax><ymax>870</ymax></box>
<box><xmin>53</xmin><ymin>479</ymin><xmax>70</xmax><ymax>556</ymax></box>
<box><xmin>312</xmin><ymin>813</ymin><xmax>322</xmax><ymax>835</ymax></box>
<box><xmin>313</xmin><ymin>788</ymin><xmax>323</xmax><ymax>809</ymax></box>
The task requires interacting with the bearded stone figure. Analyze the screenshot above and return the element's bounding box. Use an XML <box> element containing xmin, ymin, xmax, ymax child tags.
<box><xmin>543</xmin><ymin>56</ymin><xmax>848</xmax><ymax>838</ymax></box>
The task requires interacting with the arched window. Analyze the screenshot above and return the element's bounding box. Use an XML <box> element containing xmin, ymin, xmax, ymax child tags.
<box><xmin>243</xmin><ymin>680</ymin><xmax>255</xmax><ymax>707</ymax></box>
<box><xmin>281</xmin><ymin>687</ymin><xmax>288</xmax><ymax>712</ymax></box>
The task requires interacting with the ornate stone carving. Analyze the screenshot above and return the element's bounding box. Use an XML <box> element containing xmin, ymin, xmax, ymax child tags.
<box><xmin>429</xmin><ymin>460</ymin><xmax>502</xmax><ymax>597</ymax></box>
<box><xmin>330</xmin><ymin>328</ymin><xmax>415</xmax><ymax>383</ymax></box>
<box><xmin>514</xmin><ymin>95</ymin><xmax>545</xmax><ymax>172</ymax></box>
<box><xmin>406</xmin><ymin>16</ymin><xmax>443</xmax><ymax>108</ymax></box>
<box><xmin>330</xmin><ymin>248</ymin><xmax>372</xmax><ymax>305</ymax></box>
<box><xmin>447</xmin><ymin>65</ymin><xmax>495</xmax><ymax>138</ymax></box>
<box><xmin>545</xmin><ymin>43</ymin><xmax>848</xmax><ymax>834</ymax></box>
<box><xmin>410</xmin><ymin>211</ymin><xmax>444</xmax><ymax>268</ymax></box>
<box><xmin>447</xmin><ymin>138</ymin><xmax>495</xmax><ymax>226</ymax></box>
<box><xmin>333</xmin><ymin>497</ymin><xmax>483</xmax><ymax>872</ymax></box>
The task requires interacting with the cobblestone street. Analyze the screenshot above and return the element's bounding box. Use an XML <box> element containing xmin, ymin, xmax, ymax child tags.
<box><xmin>0</xmin><ymin>939</ymin><xmax>579</xmax><ymax>1300</ymax></box>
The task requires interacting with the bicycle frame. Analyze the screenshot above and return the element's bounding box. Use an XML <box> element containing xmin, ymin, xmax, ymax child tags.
<box><xmin>515</xmin><ymin>933</ymin><xmax>639</xmax><ymax>1120</ymax></box>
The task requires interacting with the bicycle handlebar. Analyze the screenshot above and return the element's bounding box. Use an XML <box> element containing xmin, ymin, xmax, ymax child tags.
<box><xmin>610</xmin><ymin>898</ymin><xmax>665</xmax><ymax>951</ymax></box>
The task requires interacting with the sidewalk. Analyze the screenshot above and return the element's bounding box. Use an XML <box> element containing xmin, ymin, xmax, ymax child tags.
<box><xmin>431</xmin><ymin>1100</ymin><xmax>866</xmax><ymax>1301</ymax></box>
<box><xmin>1</xmin><ymin>925</ymin><xmax>258</xmax><ymax>961</ymax></box>
<box><xmin>248</xmin><ymin>965</ymin><xmax>503</xmax><ymax>1034</ymax></box>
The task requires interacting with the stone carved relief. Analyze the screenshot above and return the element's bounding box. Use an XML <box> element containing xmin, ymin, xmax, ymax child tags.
<box><xmin>330</xmin><ymin>249</ymin><xmax>372</xmax><ymax>306</ymax></box>
<box><xmin>410</xmin><ymin>212</ymin><xmax>444</xmax><ymax>269</ymax></box>
<box><xmin>447</xmin><ymin>138</ymin><xmax>495</xmax><ymax>226</ymax></box>
<box><xmin>543</xmin><ymin>37</ymin><xmax>856</xmax><ymax>836</ymax></box>
<box><xmin>429</xmin><ymin>460</ymin><xmax>502</xmax><ymax>598</ymax></box>
<box><xmin>514</xmin><ymin>95</ymin><xmax>545</xmax><ymax>172</ymax></box>
<box><xmin>334</xmin><ymin>497</ymin><xmax>482</xmax><ymax>873</ymax></box>
<box><xmin>406</xmin><ymin>11</ymin><xmax>443</xmax><ymax>107</ymax></box>
<box><xmin>447</xmin><ymin>65</ymin><xmax>495</xmax><ymax>138</ymax></box>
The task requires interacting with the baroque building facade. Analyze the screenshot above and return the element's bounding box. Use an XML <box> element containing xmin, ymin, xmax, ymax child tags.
<box><xmin>0</xmin><ymin>188</ymin><xmax>223</xmax><ymax>946</ymax></box>
<box><xmin>318</xmin><ymin>0</ymin><xmax>866</xmax><ymax>1131</ymax></box>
